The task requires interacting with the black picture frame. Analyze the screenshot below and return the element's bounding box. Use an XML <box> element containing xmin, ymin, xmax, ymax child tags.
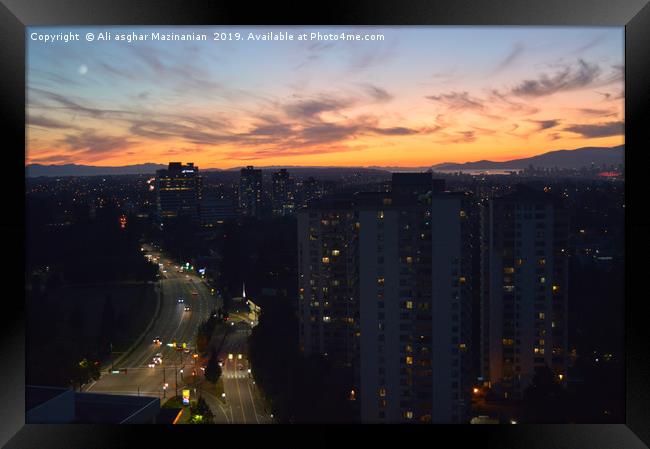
<box><xmin>2</xmin><ymin>0</ymin><xmax>649</xmax><ymax>447</ymax></box>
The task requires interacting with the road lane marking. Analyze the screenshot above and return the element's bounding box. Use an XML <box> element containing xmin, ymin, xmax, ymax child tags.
<box><xmin>246</xmin><ymin>377</ymin><xmax>261</xmax><ymax>424</ymax></box>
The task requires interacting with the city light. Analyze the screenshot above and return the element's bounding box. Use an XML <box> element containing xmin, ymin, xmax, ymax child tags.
<box><xmin>25</xmin><ymin>31</ymin><xmax>626</xmax><ymax>425</ymax></box>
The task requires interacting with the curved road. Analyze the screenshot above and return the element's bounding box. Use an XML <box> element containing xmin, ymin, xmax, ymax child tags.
<box><xmin>86</xmin><ymin>245</ymin><xmax>217</xmax><ymax>399</ymax></box>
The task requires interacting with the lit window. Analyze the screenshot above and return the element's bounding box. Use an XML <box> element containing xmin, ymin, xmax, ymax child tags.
<box><xmin>516</xmin><ymin>258</ymin><xmax>524</xmax><ymax>266</ymax></box>
<box><xmin>538</xmin><ymin>339</ymin><xmax>545</xmax><ymax>346</ymax></box>
<box><xmin>383</xmin><ymin>198</ymin><xmax>392</xmax><ymax>205</ymax></box>
<box><xmin>503</xmin><ymin>267</ymin><xmax>515</xmax><ymax>274</ymax></box>
<box><xmin>331</xmin><ymin>249</ymin><xmax>340</xmax><ymax>256</ymax></box>
<box><xmin>502</xmin><ymin>338</ymin><xmax>514</xmax><ymax>346</ymax></box>
<box><xmin>459</xmin><ymin>276</ymin><xmax>466</xmax><ymax>284</ymax></box>
<box><xmin>322</xmin><ymin>257</ymin><xmax>330</xmax><ymax>264</ymax></box>
<box><xmin>406</xmin><ymin>256</ymin><xmax>413</xmax><ymax>264</ymax></box>
<box><xmin>458</xmin><ymin>343</ymin><xmax>467</xmax><ymax>351</ymax></box>
<box><xmin>349</xmin><ymin>390</ymin><xmax>356</xmax><ymax>401</ymax></box>
<box><xmin>405</xmin><ymin>301</ymin><xmax>413</xmax><ymax>309</ymax></box>
<box><xmin>552</xmin><ymin>285</ymin><xmax>560</xmax><ymax>293</ymax></box>
<box><xmin>377</xmin><ymin>277</ymin><xmax>385</xmax><ymax>286</ymax></box>
<box><xmin>323</xmin><ymin>316</ymin><xmax>331</xmax><ymax>323</ymax></box>
<box><xmin>378</xmin><ymin>211</ymin><xmax>384</xmax><ymax>219</ymax></box>
<box><xmin>460</xmin><ymin>210</ymin><xmax>467</xmax><ymax>218</ymax></box>
<box><xmin>405</xmin><ymin>345</ymin><xmax>413</xmax><ymax>353</ymax></box>
<box><xmin>406</xmin><ymin>356</ymin><xmax>413</xmax><ymax>365</ymax></box>
<box><xmin>379</xmin><ymin>388</ymin><xmax>386</xmax><ymax>397</ymax></box>
<box><xmin>538</xmin><ymin>312</ymin><xmax>545</xmax><ymax>320</ymax></box>
<box><xmin>539</xmin><ymin>276</ymin><xmax>546</xmax><ymax>284</ymax></box>
<box><xmin>405</xmin><ymin>411</ymin><xmax>413</xmax><ymax>419</ymax></box>
<box><xmin>538</xmin><ymin>258</ymin><xmax>546</xmax><ymax>265</ymax></box>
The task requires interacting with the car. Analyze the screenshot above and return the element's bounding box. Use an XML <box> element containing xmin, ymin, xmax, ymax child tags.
<box><xmin>184</xmin><ymin>305</ymin><xmax>191</xmax><ymax>311</ymax></box>
<box><xmin>153</xmin><ymin>358</ymin><xmax>161</xmax><ymax>365</ymax></box>
<box><xmin>148</xmin><ymin>363</ymin><xmax>155</xmax><ymax>368</ymax></box>
<box><xmin>177</xmin><ymin>298</ymin><xmax>185</xmax><ymax>303</ymax></box>
<box><xmin>152</xmin><ymin>337</ymin><xmax>162</xmax><ymax>345</ymax></box>
<box><xmin>155</xmin><ymin>352</ymin><xmax>163</xmax><ymax>358</ymax></box>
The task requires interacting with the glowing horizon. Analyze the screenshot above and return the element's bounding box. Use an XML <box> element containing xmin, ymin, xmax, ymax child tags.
<box><xmin>26</xmin><ymin>26</ymin><xmax>624</xmax><ymax>169</ymax></box>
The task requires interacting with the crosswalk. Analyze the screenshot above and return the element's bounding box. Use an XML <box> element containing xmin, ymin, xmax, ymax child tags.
<box><xmin>223</xmin><ymin>372</ymin><xmax>250</xmax><ymax>379</ymax></box>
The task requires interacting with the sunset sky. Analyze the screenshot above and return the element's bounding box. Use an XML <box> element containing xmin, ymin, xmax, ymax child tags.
<box><xmin>26</xmin><ymin>26</ymin><xmax>624</xmax><ymax>169</ymax></box>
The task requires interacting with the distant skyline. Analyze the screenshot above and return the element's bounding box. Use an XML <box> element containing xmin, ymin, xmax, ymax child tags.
<box><xmin>27</xmin><ymin>26</ymin><xmax>624</xmax><ymax>169</ymax></box>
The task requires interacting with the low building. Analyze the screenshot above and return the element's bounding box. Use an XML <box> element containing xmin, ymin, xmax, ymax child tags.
<box><xmin>26</xmin><ymin>385</ymin><xmax>161</xmax><ymax>424</ymax></box>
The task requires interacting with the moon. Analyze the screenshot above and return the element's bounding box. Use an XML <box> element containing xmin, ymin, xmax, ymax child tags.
<box><xmin>78</xmin><ymin>64</ymin><xmax>88</xmax><ymax>75</ymax></box>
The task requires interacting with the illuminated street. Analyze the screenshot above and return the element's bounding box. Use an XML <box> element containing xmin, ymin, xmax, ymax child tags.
<box><xmin>85</xmin><ymin>245</ymin><xmax>215</xmax><ymax>402</ymax></box>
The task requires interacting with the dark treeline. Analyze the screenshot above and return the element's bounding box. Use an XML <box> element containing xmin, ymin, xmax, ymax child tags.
<box><xmin>26</xmin><ymin>194</ymin><xmax>158</xmax><ymax>388</ymax></box>
<box><xmin>521</xmin><ymin>358</ymin><xmax>623</xmax><ymax>423</ymax></box>
<box><xmin>27</xmin><ymin>196</ymin><xmax>158</xmax><ymax>283</ymax></box>
<box><xmin>219</xmin><ymin>217</ymin><xmax>297</xmax><ymax>298</ymax></box>
<box><xmin>248</xmin><ymin>299</ymin><xmax>356</xmax><ymax>423</ymax></box>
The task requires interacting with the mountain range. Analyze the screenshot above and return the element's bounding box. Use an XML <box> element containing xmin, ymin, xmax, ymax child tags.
<box><xmin>25</xmin><ymin>145</ymin><xmax>624</xmax><ymax>177</ymax></box>
<box><xmin>25</xmin><ymin>163</ymin><xmax>168</xmax><ymax>177</ymax></box>
<box><xmin>430</xmin><ymin>145</ymin><xmax>624</xmax><ymax>171</ymax></box>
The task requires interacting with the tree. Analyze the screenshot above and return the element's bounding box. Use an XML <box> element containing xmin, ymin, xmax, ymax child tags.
<box><xmin>195</xmin><ymin>397</ymin><xmax>214</xmax><ymax>423</ymax></box>
<box><xmin>99</xmin><ymin>296</ymin><xmax>115</xmax><ymax>340</ymax></box>
<box><xmin>68</xmin><ymin>303</ymin><xmax>84</xmax><ymax>332</ymax></box>
<box><xmin>521</xmin><ymin>364</ymin><xmax>570</xmax><ymax>423</ymax></box>
<box><xmin>204</xmin><ymin>350</ymin><xmax>222</xmax><ymax>383</ymax></box>
<box><xmin>189</xmin><ymin>397</ymin><xmax>214</xmax><ymax>424</ymax></box>
<box><xmin>71</xmin><ymin>357</ymin><xmax>100</xmax><ymax>391</ymax></box>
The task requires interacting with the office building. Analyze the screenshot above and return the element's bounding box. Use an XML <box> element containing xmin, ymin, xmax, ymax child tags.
<box><xmin>199</xmin><ymin>193</ymin><xmax>236</xmax><ymax>226</ymax></box>
<box><xmin>271</xmin><ymin>169</ymin><xmax>296</xmax><ymax>216</ymax></box>
<box><xmin>480</xmin><ymin>185</ymin><xmax>569</xmax><ymax>399</ymax></box>
<box><xmin>301</xmin><ymin>177</ymin><xmax>323</xmax><ymax>207</ymax></box>
<box><xmin>238</xmin><ymin>166</ymin><xmax>262</xmax><ymax>219</ymax></box>
<box><xmin>297</xmin><ymin>174</ymin><xmax>474</xmax><ymax>423</ymax></box>
<box><xmin>155</xmin><ymin>162</ymin><xmax>202</xmax><ymax>226</ymax></box>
